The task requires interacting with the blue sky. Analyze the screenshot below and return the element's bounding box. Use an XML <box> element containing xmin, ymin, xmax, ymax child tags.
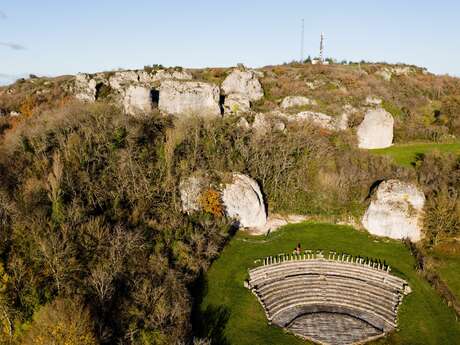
<box><xmin>1</xmin><ymin>0</ymin><xmax>459</xmax><ymax>84</ymax></box>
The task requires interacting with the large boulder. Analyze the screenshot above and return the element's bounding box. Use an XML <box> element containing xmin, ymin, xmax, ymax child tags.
<box><xmin>221</xmin><ymin>69</ymin><xmax>264</xmax><ymax>102</ymax></box>
<box><xmin>362</xmin><ymin>180</ymin><xmax>425</xmax><ymax>242</ymax></box>
<box><xmin>179</xmin><ymin>172</ymin><xmax>267</xmax><ymax>229</ymax></box>
<box><xmin>357</xmin><ymin>108</ymin><xmax>394</xmax><ymax>149</ymax></box>
<box><xmin>280</xmin><ymin>96</ymin><xmax>317</xmax><ymax>109</ymax></box>
<box><xmin>223</xmin><ymin>94</ymin><xmax>251</xmax><ymax>115</ymax></box>
<box><xmin>123</xmin><ymin>86</ymin><xmax>153</xmax><ymax>115</ymax></box>
<box><xmin>159</xmin><ymin>80</ymin><xmax>221</xmax><ymax>117</ymax></box>
<box><xmin>222</xmin><ymin>173</ymin><xmax>267</xmax><ymax>228</ymax></box>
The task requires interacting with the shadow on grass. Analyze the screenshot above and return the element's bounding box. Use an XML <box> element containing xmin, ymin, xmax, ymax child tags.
<box><xmin>191</xmin><ymin>271</ymin><xmax>231</xmax><ymax>345</ymax></box>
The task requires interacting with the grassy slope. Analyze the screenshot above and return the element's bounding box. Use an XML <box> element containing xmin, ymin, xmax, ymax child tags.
<box><xmin>199</xmin><ymin>223</ymin><xmax>460</xmax><ymax>345</ymax></box>
<box><xmin>370</xmin><ymin>142</ymin><xmax>460</xmax><ymax>167</ymax></box>
<box><xmin>438</xmin><ymin>257</ymin><xmax>460</xmax><ymax>301</ymax></box>
<box><xmin>432</xmin><ymin>244</ymin><xmax>460</xmax><ymax>302</ymax></box>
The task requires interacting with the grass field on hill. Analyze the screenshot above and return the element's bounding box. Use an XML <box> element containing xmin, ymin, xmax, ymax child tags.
<box><xmin>370</xmin><ymin>142</ymin><xmax>460</xmax><ymax>167</ymax></box>
<box><xmin>197</xmin><ymin>223</ymin><xmax>460</xmax><ymax>345</ymax></box>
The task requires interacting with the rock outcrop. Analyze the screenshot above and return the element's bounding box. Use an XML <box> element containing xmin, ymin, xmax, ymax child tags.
<box><xmin>223</xmin><ymin>94</ymin><xmax>251</xmax><ymax>115</ymax></box>
<box><xmin>222</xmin><ymin>69</ymin><xmax>264</xmax><ymax>102</ymax></box>
<box><xmin>158</xmin><ymin>80</ymin><xmax>221</xmax><ymax>117</ymax></box>
<box><xmin>179</xmin><ymin>172</ymin><xmax>267</xmax><ymax>229</ymax></box>
<box><xmin>280</xmin><ymin>96</ymin><xmax>317</xmax><ymax>109</ymax></box>
<box><xmin>222</xmin><ymin>173</ymin><xmax>267</xmax><ymax>228</ymax></box>
<box><xmin>75</xmin><ymin>73</ymin><xmax>97</xmax><ymax>102</ymax></box>
<box><xmin>375</xmin><ymin>66</ymin><xmax>415</xmax><ymax>81</ymax></box>
<box><xmin>252</xmin><ymin>113</ymin><xmax>286</xmax><ymax>135</ymax></box>
<box><xmin>362</xmin><ymin>180</ymin><xmax>425</xmax><ymax>242</ymax></box>
<box><xmin>109</xmin><ymin>71</ymin><xmax>140</xmax><ymax>91</ymax></box>
<box><xmin>74</xmin><ymin>69</ymin><xmax>193</xmax><ymax>109</ymax></box>
<box><xmin>365</xmin><ymin>96</ymin><xmax>382</xmax><ymax>106</ymax></box>
<box><xmin>123</xmin><ymin>86</ymin><xmax>153</xmax><ymax>115</ymax></box>
<box><xmin>290</xmin><ymin>111</ymin><xmax>336</xmax><ymax>131</ymax></box>
<box><xmin>357</xmin><ymin>108</ymin><xmax>394</xmax><ymax>149</ymax></box>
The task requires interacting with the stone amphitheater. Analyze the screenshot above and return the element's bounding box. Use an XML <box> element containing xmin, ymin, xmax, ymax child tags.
<box><xmin>246</xmin><ymin>251</ymin><xmax>411</xmax><ymax>345</ymax></box>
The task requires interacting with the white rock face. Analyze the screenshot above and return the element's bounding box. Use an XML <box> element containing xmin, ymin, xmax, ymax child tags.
<box><xmin>223</xmin><ymin>94</ymin><xmax>251</xmax><ymax>115</ymax></box>
<box><xmin>357</xmin><ymin>108</ymin><xmax>394</xmax><ymax>149</ymax></box>
<box><xmin>109</xmin><ymin>71</ymin><xmax>139</xmax><ymax>91</ymax></box>
<box><xmin>222</xmin><ymin>173</ymin><xmax>267</xmax><ymax>228</ymax></box>
<box><xmin>75</xmin><ymin>73</ymin><xmax>97</xmax><ymax>101</ymax></box>
<box><xmin>139</xmin><ymin>69</ymin><xmax>193</xmax><ymax>84</ymax></box>
<box><xmin>159</xmin><ymin>80</ymin><xmax>221</xmax><ymax>117</ymax></box>
<box><xmin>123</xmin><ymin>86</ymin><xmax>153</xmax><ymax>115</ymax></box>
<box><xmin>375</xmin><ymin>66</ymin><xmax>415</xmax><ymax>81</ymax></box>
<box><xmin>222</xmin><ymin>69</ymin><xmax>264</xmax><ymax>102</ymax></box>
<box><xmin>179</xmin><ymin>175</ymin><xmax>208</xmax><ymax>213</ymax></box>
<box><xmin>362</xmin><ymin>180</ymin><xmax>425</xmax><ymax>242</ymax></box>
<box><xmin>280</xmin><ymin>96</ymin><xmax>317</xmax><ymax>109</ymax></box>
<box><xmin>179</xmin><ymin>172</ymin><xmax>267</xmax><ymax>229</ymax></box>
<box><xmin>74</xmin><ymin>69</ymin><xmax>193</xmax><ymax>105</ymax></box>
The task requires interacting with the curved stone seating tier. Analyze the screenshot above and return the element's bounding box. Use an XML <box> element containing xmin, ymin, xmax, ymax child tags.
<box><xmin>246</xmin><ymin>256</ymin><xmax>410</xmax><ymax>344</ymax></box>
<box><xmin>272</xmin><ymin>302</ymin><xmax>393</xmax><ymax>332</ymax></box>
<box><xmin>249</xmin><ymin>262</ymin><xmax>403</xmax><ymax>286</ymax></box>
<box><xmin>260</xmin><ymin>276</ymin><xmax>399</xmax><ymax>304</ymax></box>
<box><xmin>250</xmin><ymin>260</ymin><xmax>406</xmax><ymax>290</ymax></box>
<box><xmin>269</xmin><ymin>295</ymin><xmax>396</xmax><ymax>328</ymax></box>
<box><xmin>264</xmin><ymin>283</ymin><xmax>398</xmax><ymax>316</ymax></box>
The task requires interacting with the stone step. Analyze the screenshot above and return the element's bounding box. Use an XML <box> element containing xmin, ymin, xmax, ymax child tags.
<box><xmin>250</xmin><ymin>264</ymin><xmax>404</xmax><ymax>290</ymax></box>
<box><xmin>261</xmin><ymin>283</ymin><xmax>398</xmax><ymax>309</ymax></box>
<box><xmin>258</xmin><ymin>275</ymin><xmax>397</xmax><ymax>300</ymax></box>
<box><xmin>268</xmin><ymin>296</ymin><xmax>396</xmax><ymax>325</ymax></box>
<box><xmin>250</xmin><ymin>260</ymin><xmax>405</xmax><ymax>287</ymax></box>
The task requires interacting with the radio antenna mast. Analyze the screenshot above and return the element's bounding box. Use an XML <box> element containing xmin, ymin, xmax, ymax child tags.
<box><xmin>300</xmin><ymin>19</ymin><xmax>304</xmax><ymax>63</ymax></box>
<box><xmin>319</xmin><ymin>32</ymin><xmax>325</xmax><ymax>63</ymax></box>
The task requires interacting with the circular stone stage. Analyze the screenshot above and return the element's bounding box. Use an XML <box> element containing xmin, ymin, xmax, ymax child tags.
<box><xmin>245</xmin><ymin>251</ymin><xmax>410</xmax><ymax>345</ymax></box>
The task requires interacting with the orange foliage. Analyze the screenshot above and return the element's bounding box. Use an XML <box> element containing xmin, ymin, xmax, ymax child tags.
<box><xmin>198</xmin><ymin>188</ymin><xmax>223</xmax><ymax>216</ymax></box>
<box><xmin>19</xmin><ymin>96</ymin><xmax>37</xmax><ymax>117</ymax></box>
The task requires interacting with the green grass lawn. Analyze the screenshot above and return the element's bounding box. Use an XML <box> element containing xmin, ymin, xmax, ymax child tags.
<box><xmin>437</xmin><ymin>257</ymin><xmax>460</xmax><ymax>301</ymax></box>
<box><xmin>432</xmin><ymin>245</ymin><xmax>460</xmax><ymax>302</ymax></box>
<box><xmin>198</xmin><ymin>223</ymin><xmax>460</xmax><ymax>345</ymax></box>
<box><xmin>370</xmin><ymin>142</ymin><xmax>460</xmax><ymax>167</ymax></box>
